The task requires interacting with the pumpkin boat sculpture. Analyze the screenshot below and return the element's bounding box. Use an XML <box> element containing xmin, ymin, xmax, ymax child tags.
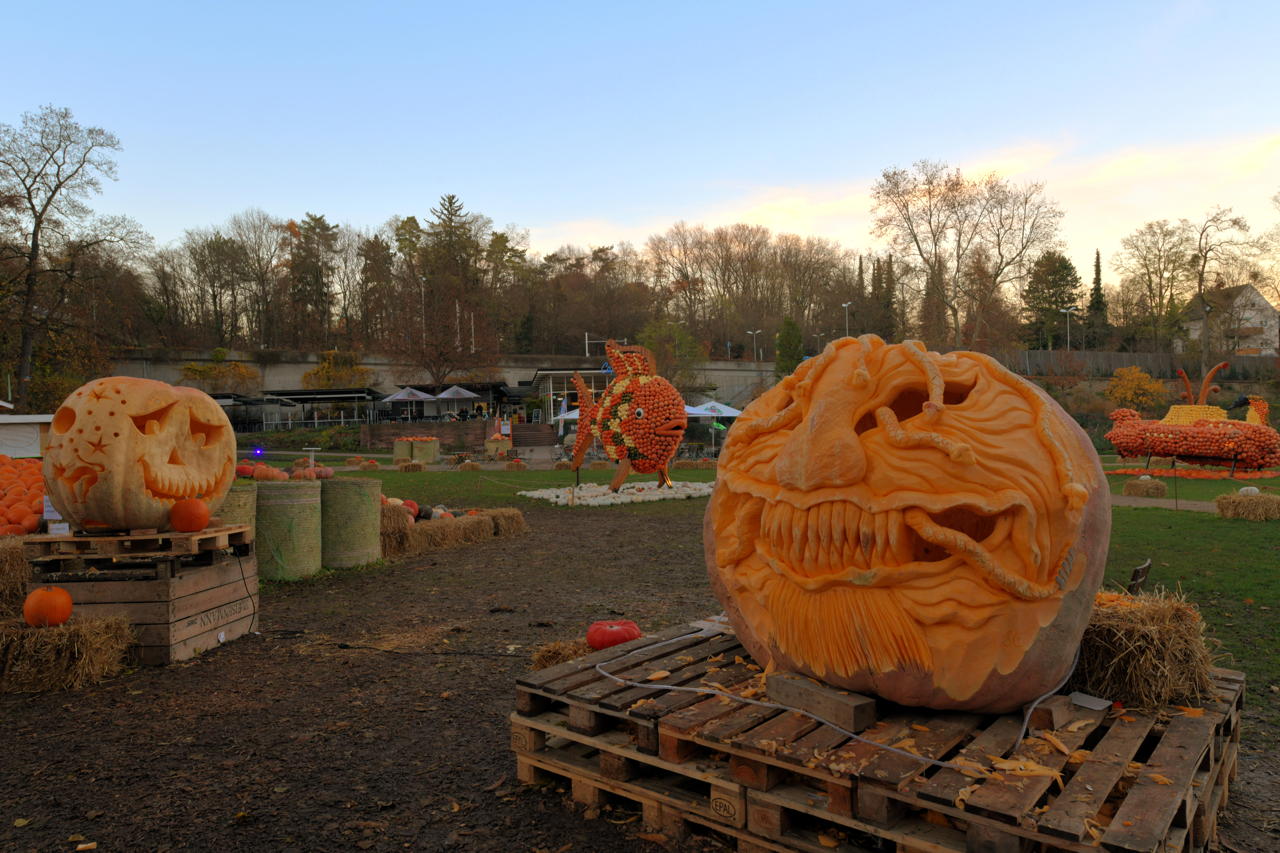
<box><xmin>571</xmin><ymin>341</ymin><xmax>687</xmax><ymax>491</ymax></box>
<box><xmin>1105</xmin><ymin>362</ymin><xmax>1280</xmax><ymax>470</ymax></box>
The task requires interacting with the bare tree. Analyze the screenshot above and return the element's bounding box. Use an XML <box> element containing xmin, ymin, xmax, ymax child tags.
<box><xmin>226</xmin><ymin>208</ymin><xmax>285</xmax><ymax>348</ymax></box>
<box><xmin>1113</xmin><ymin>220</ymin><xmax>1193</xmax><ymax>352</ymax></box>
<box><xmin>1186</xmin><ymin>207</ymin><xmax>1253</xmax><ymax>372</ymax></box>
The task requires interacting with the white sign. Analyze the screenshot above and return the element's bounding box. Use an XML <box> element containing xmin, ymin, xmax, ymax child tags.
<box><xmin>47</xmin><ymin>521</ymin><xmax>70</xmax><ymax>535</ymax></box>
<box><xmin>42</xmin><ymin>496</ymin><xmax>62</xmax><ymax>521</ymax></box>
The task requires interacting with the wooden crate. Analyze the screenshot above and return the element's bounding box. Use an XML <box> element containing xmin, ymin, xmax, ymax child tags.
<box><xmin>27</xmin><ymin>552</ymin><xmax>259</xmax><ymax>666</ymax></box>
<box><xmin>512</xmin><ymin>621</ymin><xmax>1244</xmax><ymax>853</ymax></box>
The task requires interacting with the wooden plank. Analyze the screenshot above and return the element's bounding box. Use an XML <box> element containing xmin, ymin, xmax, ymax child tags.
<box><xmin>172</xmin><ymin>555</ymin><xmax>256</xmax><ymax>598</ymax></box>
<box><xmin>963</xmin><ymin>705</ymin><xmax>1107</xmax><ymax>824</ymax></box>
<box><xmin>517</xmin><ymin>624</ymin><xmax>702</xmax><ymax>690</ymax></box>
<box><xmin>697</xmin><ymin>701</ymin><xmax>782</xmax><ymax>744</ymax></box>
<box><xmin>765</xmin><ymin>672</ymin><xmax>878</xmax><ymax>734</ymax></box>
<box><xmin>586</xmin><ymin>634</ymin><xmax>743</xmax><ymax>708</ymax></box>
<box><xmin>915</xmin><ymin>716</ymin><xmax>1024</xmax><ymax>807</ymax></box>
<box><xmin>171</xmin><ymin>575</ymin><xmax>258</xmax><ymax>622</ymax></box>
<box><xmin>857</xmin><ymin>713</ymin><xmax>983</xmax><ymax>790</ymax></box>
<box><xmin>1102</xmin><ymin>714</ymin><xmax>1216</xmax><ymax>852</ymax></box>
<box><xmin>169</xmin><ymin>592</ymin><xmax>259</xmax><ymax>644</ymax></box>
<box><xmin>734</xmin><ymin>710</ymin><xmax>819</xmax><ymax>756</ymax></box>
<box><xmin>64</xmin><ymin>600</ymin><xmax>170</xmax><ymax>625</ymax></box>
<box><xmin>548</xmin><ymin>631</ymin><xmax>717</xmax><ymax>698</ymax></box>
<box><xmin>817</xmin><ymin>718</ymin><xmax>914</xmax><ymax>779</ymax></box>
<box><xmin>631</xmin><ymin>660</ymin><xmax>755</xmax><ymax>720</ymax></box>
<box><xmin>605</xmin><ymin>639</ymin><xmax>747</xmax><ymax>711</ymax></box>
<box><xmin>1038</xmin><ymin>714</ymin><xmax>1156</xmax><ymax>841</ymax></box>
<box><xmin>27</xmin><ymin>576</ymin><xmax>172</xmax><ymax>603</ymax></box>
<box><xmin>135</xmin><ymin>610</ymin><xmax>256</xmax><ymax>665</ymax></box>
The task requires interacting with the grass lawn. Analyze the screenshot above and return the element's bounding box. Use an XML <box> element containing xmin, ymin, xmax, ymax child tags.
<box><xmin>1106</xmin><ymin>506</ymin><xmax>1279</xmax><ymax>738</ymax></box>
<box><xmin>1105</xmin><ymin>471</ymin><xmax>1278</xmax><ymax>502</ymax></box>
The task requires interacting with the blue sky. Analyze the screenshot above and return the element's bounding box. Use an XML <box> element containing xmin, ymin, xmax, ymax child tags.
<box><xmin>7</xmin><ymin>1</ymin><xmax>1279</xmax><ymax>271</ymax></box>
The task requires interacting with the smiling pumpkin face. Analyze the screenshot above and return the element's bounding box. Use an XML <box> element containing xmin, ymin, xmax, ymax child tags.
<box><xmin>43</xmin><ymin>377</ymin><xmax>236</xmax><ymax>531</ymax></box>
<box><xmin>705</xmin><ymin>336</ymin><xmax>1110</xmax><ymax>712</ymax></box>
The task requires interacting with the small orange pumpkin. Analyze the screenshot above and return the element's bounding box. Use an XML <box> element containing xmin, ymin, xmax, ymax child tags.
<box><xmin>170</xmin><ymin>498</ymin><xmax>211</xmax><ymax>532</ymax></box>
<box><xmin>24</xmin><ymin>585</ymin><xmax>73</xmax><ymax>627</ymax></box>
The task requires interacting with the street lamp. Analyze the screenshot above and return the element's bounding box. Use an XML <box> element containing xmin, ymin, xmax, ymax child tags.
<box><xmin>1059</xmin><ymin>306</ymin><xmax>1079</xmax><ymax>350</ymax></box>
<box><xmin>841</xmin><ymin>302</ymin><xmax>852</xmax><ymax>338</ymax></box>
<box><xmin>747</xmin><ymin>329</ymin><xmax>762</xmax><ymax>362</ymax></box>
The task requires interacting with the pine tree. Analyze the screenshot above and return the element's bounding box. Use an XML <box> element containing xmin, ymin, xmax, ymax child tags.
<box><xmin>775</xmin><ymin>317</ymin><xmax>804</xmax><ymax>377</ymax></box>
<box><xmin>881</xmin><ymin>255</ymin><xmax>898</xmax><ymax>341</ymax></box>
<box><xmin>918</xmin><ymin>265</ymin><xmax>949</xmax><ymax>350</ymax></box>
<box><xmin>1084</xmin><ymin>249</ymin><xmax>1110</xmax><ymax>349</ymax></box>
<box><xmin>869</xmin><ymin>257</ymin><xmax>884</xmax><ymax>338</ymax></box>
<box><xmin>1023</xmin><ymin>251</ymin><xmax>1083</xmax><ymax>349</ymax></box>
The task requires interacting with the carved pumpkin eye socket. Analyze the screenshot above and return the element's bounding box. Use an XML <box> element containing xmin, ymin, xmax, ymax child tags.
<box><xmin>855</xmin><ymin>381</ymin><xmax>977</xmax><ymax>434</ymax></box>
<box><xmin>130</xmin><ymin>401</ymin><xmax>178</xmax><ymax>435</ymax></box>
<box><xmin>52</xmin><ymin>406</ymin><xmax>77</xmax><ymax>434</ymax></box>
<box><xmin>189</xmin><ymin>416</ymin><xmax>225</xmax><ymax>447</ymax></box>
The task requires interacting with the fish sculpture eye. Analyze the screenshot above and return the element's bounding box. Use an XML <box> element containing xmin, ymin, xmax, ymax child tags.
<box><xmin>634</xmin><ymin>407</ymin><xmax>644</xmax><ymax>419</ymax></box>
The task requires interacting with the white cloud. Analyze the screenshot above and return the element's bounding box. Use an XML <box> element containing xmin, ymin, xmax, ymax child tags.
<box><xmin>528</xmin><ymin>131</ymin><xmax>1280</xmax><ymax>282</ymax></box>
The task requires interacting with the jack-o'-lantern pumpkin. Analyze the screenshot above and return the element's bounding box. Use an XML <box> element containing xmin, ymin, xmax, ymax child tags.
<box><xmin>43</xmin><ymin>377</ymin><xmax>237</xmax><ymax>532</ymax></box>
<box><xmin>705</xmin><ymin>336</ymin><xmax>1109</xmax><ymax>712</ymax></box>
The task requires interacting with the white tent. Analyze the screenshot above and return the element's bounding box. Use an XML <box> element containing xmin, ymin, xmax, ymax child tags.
<box><xmin>686</xmin><ymin>400</ymin><xmax>743</xmax><ymax>418</ymax></box>
<box><xmin>436</xmin><ymin>385</ymin><xmax>480</xmax><ymax>399</ymax></box>
<box><xmin>382</xmin><ymin>387</ymin><xmax>437</xmax><ymax>419</ymax></box>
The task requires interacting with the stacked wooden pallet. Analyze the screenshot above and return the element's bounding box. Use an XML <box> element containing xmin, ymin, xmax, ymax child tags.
<box><xmin>512</xmin><ymin>621</ymin><xmax>1243</xmax><ymax>853</ymax></box>
<box><xmin>23</xmin><ymin>525</ymin><xmax>258</xmax><ymax>665</ymax></box>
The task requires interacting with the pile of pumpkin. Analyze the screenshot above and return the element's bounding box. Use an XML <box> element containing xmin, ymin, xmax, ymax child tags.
<box><xmin>382</xmin><ymin>493</ymin><xmax>482</xmax><ymax>522</ymax></box>
<box><xmin>0</xmin><ymin>456</ymin><xmax>46</xmax><ymax>535</ymax></box>
<box><xmin>235</xmin><ymin>459</ymin><xmax>336</xmax><ymax>481</ymax></box>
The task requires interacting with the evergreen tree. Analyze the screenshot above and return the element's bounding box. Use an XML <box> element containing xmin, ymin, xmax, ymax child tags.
<box><xmin>1022</xmin><ymin>250</ymin><xmax>1083</xmax><ymax>349</ymax></box>
<box><xmin>881</xmin><ymin>255</ymin><xmax>898</xmax><ymax>341</ymax></box>
<box><xmin>1084</xmin><ymin>249</ymin><xmax>1111</xmax><ymax>349</ymax></box>
<box><xmin>868</xmin><ymin>258</ymin><xmax>884</xmax><ymax>337</ymax></box>
<box><xmin>775</xmin><ymin>317</ymin><xmax>804</xmax><ymax>377</ymax></box>
<box><xmin>918</xmin><ymin>265</ymin><xmax>949</xmax><ymax>350</ymax></box>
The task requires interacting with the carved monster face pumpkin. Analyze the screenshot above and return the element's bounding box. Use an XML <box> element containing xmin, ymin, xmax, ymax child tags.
<box><xmin>705</xmin><ymin>337</ymin><xmax>1109</xmax><ymax>712</ymax></box>
<box><xmin>43</xmin><ymin>377</ymin><xmax>236</xmax><ymax>531</ymax></box>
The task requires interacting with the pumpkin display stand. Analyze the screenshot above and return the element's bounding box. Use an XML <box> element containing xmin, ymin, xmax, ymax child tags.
<box><xmin>22</xmin><ymin>525</ymin><xmax>257</xmax><ymax>666</ymax></box>
<box><xmin>511</xmin><ymin>619</ymin><xmax>1242</xmax><ymax>853</ymax></box>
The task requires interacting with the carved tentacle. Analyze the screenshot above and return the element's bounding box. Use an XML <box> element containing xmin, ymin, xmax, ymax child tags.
<box><xmin>1176</xmin><ymin>368</ymin><xmax>1194</xmax><ymax>403</ymax></box>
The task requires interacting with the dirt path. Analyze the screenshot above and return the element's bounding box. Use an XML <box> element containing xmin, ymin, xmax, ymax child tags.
<box><xmin>1110</xmin><ymin>494</ymin><xmax>1217</xmax><ymax>512</ymax></box>
<box><xmin>2</xmin><ymin>504</ymin><xmax>1275</xmax><ymax>852</ymax></box>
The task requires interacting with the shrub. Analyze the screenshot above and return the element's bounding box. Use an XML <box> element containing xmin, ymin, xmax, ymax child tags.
<box><xmin>1105</xmin><ymin>366</ymin><xmax>1168</xmax><ymax>415</ymax></box>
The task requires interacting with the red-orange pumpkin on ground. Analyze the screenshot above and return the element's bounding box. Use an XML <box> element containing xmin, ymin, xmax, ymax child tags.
<box><xmin>586</xmin><ymin>619</ymin><xmax>643</xmax><ymax>650</ymax></box>
<box><xmin>170</xmin><ymin>498</ymin><xmax>211</xmax><ymax>532</ymax></box>
<box><xmin>24</xmin><ymin>585</ymin><xmax>73</xmax><ymax>628</ymax></box>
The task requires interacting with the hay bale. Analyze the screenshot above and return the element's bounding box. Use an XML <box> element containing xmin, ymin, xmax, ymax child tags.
<box><xmin>292</xmin><ymin>458</ymin><xmax>310</xmax><ymax>468</ymax></box>
<box><xmin>406</xmin><ymin>515</ymin><xmax>493</xmax><ymax>552</ymax></box>
<box><xmin>358</xmin><ymin>460</ymin><xmax>380</xmax><ymax>471</ymax></box>
<box><xmin>531</xmin><ymin>639</ymin><xmax>591</xmax><ymax>670</ymax></box>
<box><xmin>393</xmin><ymin>439</ymin><xmax>413</xmax><ymax>460</ymax></box>
<box><xmin>504</xmin><ymin>460</ymin><xmax>527</xmax><ymax>471</ymax></box>
<box><xmin>0</xmin><ymin>537</ymin><xmax>31</xmax><ymax>619</ymax></box>
<box><xmin>393</xmin><ymin>456</ymin><xmax>412</xmax><ymax>466</ymax></box>
<box><xmin>698</xmin><ymin>459</ymin><xmax>718</xmax><ymax>470</ymax></box>
<box><xmin>1068</xmin><ymin>590</ymin><xmax>1215</xmax><ymax>711</ymax></box>
<box><xmin>255</xmin><ymin>481</ymin><xmax>322</xmax><ymax>580</ymax></box>
<box><xmin>380</xmin><ymin>504</ymin><xmax>411</xmax><ymax>559</ymax></box>
<box><xmin>588</xmin><ymin>460</ymin><xmax>609</xmax><ymax>471</ymax></box>
<box><xmin>216</xmin><ymin>481</ymin><xmax>257</xmax><ymax>533</ymax></box>
<box><xmin>321</xmin><ymin>478</ymin><xmax>381</xmax><ymax>569</ymax></box>
<box><xmin>344</xmin><ymin>456</ymin><xmax>364</xmax><ymax>467</ymax></box>
<box><xmin>553</xmin><ymin>461</ymin><xmax>572</xmax><ymax>470</ymax></box>
<box><xmin>398</xmin><ymin>462</ymin><xmax>426</xmax><ymax>472</ymax></box>
<box><xmin>1122</xmin><ymin>478</ymin><xmax>1167</xmax><ymax>498</ymax></box>
<box><xmin>458</xmin><ymin>461</ymin><xmax>481</xmax><ymax>471</ymax></box>
<box><xmin>672</xmin><ymin>460</ymin><xmax>696</xmax><ymax>470</ymax></box>
<box><xmin>1214</xmin><ymin>493</ymin><xmax>1280</xmax><ymax>521</ymax></box>
<box><xmin>483</xmin><ymin>508</ymin><xmax>529</xmax><ymax>538</ymax></box>
<box><xmin>0</xmin><ymin>615</ymin><xmax>133</xmax><ymax>692</ymax></box>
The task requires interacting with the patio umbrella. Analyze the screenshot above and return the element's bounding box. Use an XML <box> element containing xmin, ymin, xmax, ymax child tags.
<box><xmin>381</xmin><ymin>387</ymin><xmax>436</xmax><ymax>419</ymax></box>
<box><xmin>686</xmin><ymin>400</ymin><xmax>743</xmax><ymax>418</ymax></box>
<box><xmin>436</xmin><ymin>384</ymin><xmax>480</xmax><ymax>416</ymax></box>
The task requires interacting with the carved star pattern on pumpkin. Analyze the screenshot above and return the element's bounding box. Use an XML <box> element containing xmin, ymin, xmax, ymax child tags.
<box><xmin>88</xmin><ymin>387</ymin><xmax>109</xmax><ymax>402</ymax></box>
<box><xmin>86</xmin><ymin>436</ymin><xmax>109</xmax><ymax>455</ymax></box>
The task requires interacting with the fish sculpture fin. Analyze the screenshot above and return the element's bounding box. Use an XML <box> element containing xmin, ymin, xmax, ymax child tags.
<box><xmin>570</xmin><ymin>372</ymin><xmax>595</xmax><ymax>470</ymax></box>
<box><xmin>606</xmin><ymin>339</ymin><xmax>656</xmax><ymax>378</ymax></box>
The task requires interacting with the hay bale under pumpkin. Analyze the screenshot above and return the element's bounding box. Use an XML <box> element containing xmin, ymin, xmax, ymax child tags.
<box><xmin>553</xmin><ymin>461</ymin><xmax>572</xmax><ymax>470</ymax></box>
<box><xmin>504</xmin><ymin>460</ymin><xmax>527</xmax><ymax>471</ymax></box>
<box><xmin>344</xmin><ymin>456</ymin><xmax>364</xmax><ymax>467</ymax></box>
<box><xmin>407</xmin><ymin>515</ymin><xmax>493</xmax><ymax>552</ymax></box>
<box><xmin>1214</xmin><ymin>493</ymin><xmax>1280</xmax><ymax>521</ymax></box>
<box><xmin>0</xmin><ymin>537</ymin><xmax>31</xmax><ymax>619</ymax></box>
<box><xmin>359</xmin><ymin>460</ymin><xmax>380</xmax><ymax>471</ymax></box>
<box><xmin>0</xmin><ymin>615</ymin><xmax>133</xmax><ymax>692</ymax></box>
<box><xmin>1067</xmin><ymin>589</ymin><xmax>1216</xmax><ymax>711</ymax></box>
<box><xmin>482</xmin><ymin>508</ymin><xmax>529</xmax><ymax>538</ymax></box>
<box><xmin>458</xmin><ymin>461</ymin><xmax>481</xmax><ymax>471</ymax></box>
<box><xmin>379</xmin><ymin>504</ymin><xmax>411</xmax><ymax>559</ymax></box>
<box><xmin>1122</xmin><ymin>478</ymin><xmax>1167</xmax><ymax>498</ymax></box>
<box><xmin>398</xmin><ymin>462</ymin><xmax>426</xmax><ymax>473</ymax></box>
<box><xmin>531</xmin><ymin>639</ymin><xmax>591</xmax><ymax>670</ymax></box>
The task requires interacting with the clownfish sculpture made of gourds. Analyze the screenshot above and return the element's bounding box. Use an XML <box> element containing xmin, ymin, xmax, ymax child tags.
<box><xmin>571</xmin><ymin>341</ymin><xmax>687</xmax><ymax>491</ymax></box>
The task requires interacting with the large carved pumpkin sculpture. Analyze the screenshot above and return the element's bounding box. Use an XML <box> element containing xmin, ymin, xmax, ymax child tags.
<box><xmin>43</xmin><ymin>378</ymin><xmax>236</xmax><ymax>532</ymax></box>
<box><xmin>705</xmin><ymin>336</ymin><xmax>1109</xmax><ymax>712</ymax></box>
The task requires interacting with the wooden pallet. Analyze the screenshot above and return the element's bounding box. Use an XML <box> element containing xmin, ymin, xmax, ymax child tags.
<box><xmin>512</xmin><ymin>622</ymin><xmax>1244</xmax><ymax>853</ymax></box>
<box><xmin>27</xmin><ymin>552</ymin><xmax>259</xmax><ymax>665</ymax></box>
<box><xmin>23</xmin><ymin>524</ymin><xmax>254</xmax><ymax>566</ymax></box>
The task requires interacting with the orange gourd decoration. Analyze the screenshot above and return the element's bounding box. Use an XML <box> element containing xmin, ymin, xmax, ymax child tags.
<box><xmin>24</xmin><ymin>585</ymin><xmax>73</xmax><ymax>627</ymax></box>
<box><xmin>42</xmin><ymin>378</ymin><xmax>237</xmax><ymax>532</ymax></box>
<box><xmin>570</xmin><ymin>341</ymin><xmax>687</xmax><ymax>491</ymax></box>
<box><xmin>169</xmin><ymin>498</ymin><xmax>211</xmax><ymax>532</ymax></box>
<box><xmin>705</xmin><ymin>336</ymin><xmax>1110</xmax><ymax>712</ymax></box>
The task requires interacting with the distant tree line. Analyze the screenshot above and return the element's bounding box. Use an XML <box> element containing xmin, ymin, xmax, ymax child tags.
<box><xmin>1</xmin><ymin>107</ymin><xmax>1278</xmax><ymax>412</ymax></box>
